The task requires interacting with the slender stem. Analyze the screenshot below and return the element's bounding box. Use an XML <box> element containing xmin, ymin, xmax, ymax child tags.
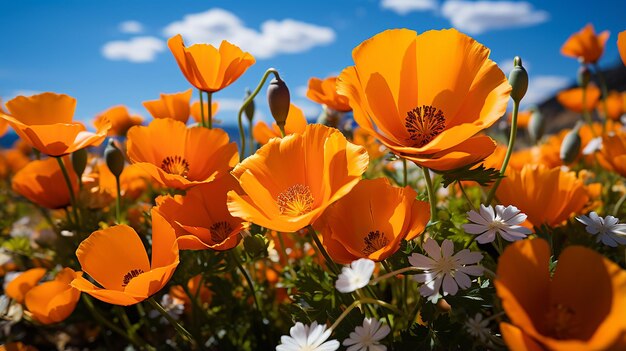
<box><xmin>198</xmin><ymin>89</ymin><xmax>206</xmax><ymax>128</ymax></box>
<box><xmin>278</xmin><ymin>124</ymin><xmax>286</xmax><ymax>138</ymax></box>
<box><xmin>147</xmin><ymin>297</ymin><xmax>194</xmax><ymax>344</ymax></box>
<box><xmin>485</xmin><ymin>100</ymin><xmax>520</xmax><ymax>205</ymax></box>
<box><xmin>230</xmin><ymin>250</ymin><xmax>263</xmax><ymax>313</ymax></box>
<box><xmin>248</xmin><ymin>118</ymin><xmax>255</xmax><ymax>156</ymax></box>
<box><xmin>457</xmin><ymin>181</ymin><xmax>477</xmax><ymax>211</ymax></box>
<box><xmin>207</xmin><ymin>92</ymin><xmax>213</xmax><ymax>130</ymax></box>
<box><xmin>581</xmin><ymin>85</ymin><xmax>596</xmax><ymax>136</ymax></box>
<box><xmin>402</xmin><ymin>158</ymin><xmax>408</xmax><ymax>187</ymax></box>
<box><xmin>330</xmin><ymin>298</ymin><xmax>400</xmax><ymax>331</ymax></box>
<box><xmin>421</xmin><ymin>166</ymin><xmax>437</xmax><ymax>223</ymax></box>
<box><xmin>307</xmin><ymin>225</ymin><xmax>339</xmax><ymax>275</ymax></box>
<box><xmin>238</xmin><ymin>68</ymin><xmax>280</xmax><ymax>156</ymax></box>
<box><xmin>369</xmin><ymin>267</ymin><xmax>421</xmax><ymax>285</ymax></box>
<box><xmin>115</xmin><ymin>175</ymin><xmax>122</xmax><ymax>224</ymax></box>
<box><xmin>594</xmin><ymin>63</ymin><xmax>609</xmax><ymax>135</ymax></box>
<box><xmin>613</xmin><ymin>190</ymin><xmax>626</xmax><ymax>217</ymax></box>
<box><xmin>56</xmin><ymin>156</ymin><xmax>79</xmax><ymax>227</ymax></box>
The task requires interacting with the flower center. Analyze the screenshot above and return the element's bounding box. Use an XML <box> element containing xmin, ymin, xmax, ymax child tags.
<box><xmin>405</xmin><ymin>105</ymin><xmax>446</xmax><ymax>147</ymax></box>
<box><xmin>546</xmin><ymin>303</ymin><xmax>577</xmax><ymax>339</ymax></box>
<box><xmin>277</xmin><ymin>184</ymin><xmax>314</xmax><ymax>216</ymax></box>
<box><xmin>210</xmin><ymin>221</ymin><xmax>233</xmax><ymax>243</ymax></box>
<box><xmin>161</xmin><ymin>155</ymin><xmax>190</xmax><ymax>178</ymax></box>
<box><xmin>363</xmin><ymin>230</ymin><xmax>389</xmax><ymax>255</ymax></box>
<box><xmin>122</xmin><ymin>268</ymin><xmax>144</xmax><ymax>287</ymax></box>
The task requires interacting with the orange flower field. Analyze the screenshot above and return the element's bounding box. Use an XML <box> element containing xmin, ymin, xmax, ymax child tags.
<box><xmin>2</xmin><ymin>5</ymin><xmax>626</xmax><ymax>350</ymax></box>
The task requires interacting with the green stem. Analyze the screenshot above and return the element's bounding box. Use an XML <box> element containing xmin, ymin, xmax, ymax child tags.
<box><xmin>248</xmin><ymin>117</ymin><xmax>255</xmax><ymax>156</ymax></box>
<box><xmin>594</xmin><ymin>63</ymin><xmax>609</xmax><ymax>135</ymax></box>
<box><xmin>581</xmin><ymin>85</ymin><xmax>596</xmax><ymax>136</ymax></box>
<box><xmin>115</xmin><ymin>175</ymin><xmax>122</xmax><ymax>224</ymax></box>
<box><xmin>457</xmin><ymin>181</ymin><xmax>477</xmax><ymax>211</ymax></box>
<box><xmin>199</xmin><ymin>89</ymin><xmax>206</xmax><ymax>128</ymax></box>
<box><xmin>230</xmin><ymin>250</ymin><xmax>263</xmax><ymax>313</ymax></box>
<box><xmin>56</xmin><ymin>156</ymin><xmax>79</xmax><ymax>227</ymax></box>
<box><xmin>207</xmin><ymin>92</ymin><xmax>213</xmax><ymax>129</ymax></box>
<box><xmin>485</xmin><ymin>99</ymin><xmax>520</xmax><ymax>205</ymax></box>
<box><xmin>402</xmin><ymin>158</ymin><xmax>408</xmax><ymax>187</ymax></box>
<box><xmin>369</xmin><ymin>267</ymin><xmax>421</xmax><ymax>285</ymax></box>
<box><xmin>238</xmin><ymin>68</ymin><xmax>280</xmax><ymax>156</ymax></box>
<box><xmin>147</xmin><ymin>297</ymin><xmax>194</xmax><ymax>344</ymax></box>
<box><xmin>307</xmin><ymin>225</ymin><xmax>339</xmax><ymax>275</ymax></box>
<box><xmin>613</xmin><ymin>190</ymin><xmax>626</xmax><ymax>217</ymax></box>
<box><xmin>330</xmin><ymin>297</ymin><xmax>400</xmax><ymax>331</ymax></box>
<box><xmin>421</xmin><ymin>166</ymin><xmax>437</xmax><ymax>223</ymax></box>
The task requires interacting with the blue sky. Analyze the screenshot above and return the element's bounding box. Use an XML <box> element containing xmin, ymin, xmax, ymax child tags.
<box><xmin>1</xmin><ymin>0</ymin><xmax>625</xmax><ymax>126</ymax></box>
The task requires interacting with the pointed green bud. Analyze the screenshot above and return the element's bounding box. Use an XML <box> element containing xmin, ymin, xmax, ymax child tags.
<box><xmin>560</xmin><ymin>123</ymin><xmax>582</xmax><ymax>164</ymax></box>
<box><xmin>104</xmin><ymin>139</ymin><xmax>125</xmax><ymax>178</ymax></box>
<box><xmin>71</xmin><ymin>148</ymin><xmax>88</xmax><ymax>179</ymax></box>
<box><xmin>577</xmin><ymin>65</ymin><xmax>591</xmax><ymax>88</ymax></box>
<box><xmin>244</xmin><ymin>88</ymin><xmax>255</xmax><ymax>122</ymax></box>
<box><xmin>508</xmin><ymin>56</ymin><xmax>528</xmax><ymax>104</ymax></box>
<box><xmin>243</xmin><ymin>234</ymin><xmax>268</xmax><ymax>259</ymax></box>
<box><xmin>267</xmin><ymin>74</ymin><xmax>290</xmax><ymax>129</ymax></box>
<box><xmin>527</xmin><ymin>107</ymin><xmax>546</xmax><ymax>144</ymax></box>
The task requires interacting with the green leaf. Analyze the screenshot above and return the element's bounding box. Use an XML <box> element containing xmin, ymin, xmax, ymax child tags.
<box><xmin>437</xmin><ymin>163</ymin><xmax>502</xmax><ymax>188</ymax></box>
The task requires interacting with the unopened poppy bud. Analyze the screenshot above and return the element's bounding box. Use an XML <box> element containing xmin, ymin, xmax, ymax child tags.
<box><xmin>527</xmin><ymin>107</ymin><xmax>546</xmax><ymax>144</ymax></box>
<box><xmin>104</xmin><ymin>139</ymin><xmax>125</xmax><ymax>178</ymax></box>
<box><xmin>243</xmin><ymin>234</ymin><xmax>268</xmax><ymax>258</ymax></box>
<box><xmin>560</xmin><ymin>123</ymin><xmax>582</xmax><ymax>164</ymax></box>
<box><xmin>244</xmin><ymin>88</ymin><xmax>255</xmax><ymax>122</ymax></box>
<box><xmin>508</xmin><ymin>56</ymin><xmax>528</xmax><ymax>103</ymax></box>
<box><xmin>267</xmin><ymin>75</ymin><xmax>290</xmax><ymax>128</ymax></box>
<box><xmin>71</xmin><ymin>148</ymin><xmax>88</xmax><ymax>179</ymax></box>
<box><xmin>577</xmin><ymin>65</ymin><xmax>591</xmax><ymax>88</ymax></box>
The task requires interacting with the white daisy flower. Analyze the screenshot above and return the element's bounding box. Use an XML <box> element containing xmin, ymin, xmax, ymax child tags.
<box><xmin>408</xmin><ymin>239</ymin><xmax>483</xmax><ymax>302</ymax></box>
<box><xmin>335</xmin><ymin>258</ymin><xmax>375</xmax><ymax>293</ymax></box>
<box><xmin>343</xmin><ymin>318</ymin><xmax>390</xmax><ymax>351</ymax></box>
<box><xmin>463</xmin><ymin>204</ymin><xmax>532</xmax><ymax>244</ymax></box>
<box><xmin>148</xmin><ymin>294</ymin><xmax>184</xmax><ymax>324</ymax></box>
<box><xmin>464</xmin><ymin>313</ymin><xmax>491</xmax><ymax>343</ymax></box>
<box><xmin>276</xmin><ymin>321</ymin><xmax>340</xmax><ymax>351</ymax></box>
<box><xmin>576</xmin><ymin>212</ymin><xmax>626</xmax><ymax>247</ymax></box>
<box><xmin>582</xmin><ymin>136</ymin><xmax>603</xmax><ymax>155</ymax></box>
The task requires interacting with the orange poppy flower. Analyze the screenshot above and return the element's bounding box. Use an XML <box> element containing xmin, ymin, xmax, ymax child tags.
<box><xmin>337</xmin><ymin>29</ymin><xmax>510</xmax><ymax>171</ymax></box>
<box><xmin>155</xmin><ymin>175</ymin><xmax>247</xmax><ymax>250</ymax></box>
<box><xmin>12</xmin><ymin>157</ymin><xmax>78</xmax><ymax>209</ymax></box>
<box><xmin>96</xmin><ymin>162</ymin><xmax>154</xmax><ymax>201</ymax></box>
<box><xmin>561</xmin><ymin>24</ymin><xmax>610</xmax><ymax>64</ymax></box>
<box><xmin>126</xmin><ymin>118</ymin><xmax>238</xmax><ymax>189</ymax></box>
<box><xmin>352</xmin><ymin>127</ymin><xmax>386</xmax><ymax>160</ymax></box>
<box><xmin>190</xmin><ymin>100</ymin><xmax>220</xmax><ymax>124</ymax></box>
<box><xmin>143</xmin><ymin>89</ymin><xmax>193</xmax><ymax>124</ymax></box>
<box><xmin>619</xmin><ymin>31</ymin><xmax>626</xmax><ymax>66</ymax></box>
<box><xmin>227</xmin><ymin>124</ymin><xmax>369</xmax><ymax>233</ymax></box>
<box><xmin>0</xmin><ymin>100</ymin><xmax>9</xmax><ymax>137</ymax></box>
<box><xmin>496</xmin><ymin>164</ymin><xmax>591</xmax><ymax>228</ymax></box>
<box><xmin>600</xmin><ymin>91</ymin><xmax>625</xmax><ymax>121</ymax></box>
<box><xmin>70</xmin><ymin>209</ymin><xmax>179</xmax><ymax>306</ymax></box>
<box><xmin>24</xmin><ymin>267</ymin><xmax>81</xmax><ymax>324</ymax></box>
<box><xmin>598</xmin><ymin>130</ymin><xmax>626</xmax><ymax>177</ymax></box>
<box><xmin>5</xmin><ymin>268</ymin><xmax>46</xmax><ymax>304</ymax></box>
<box><xmin>306</xmin><ymin>76</ymin><xmax>351</xmax><ymax>112</ymax></box>
<box><xmin>496</xmin><ymin>238</ymin><xmax>626</xmax><ymax>351</ymax></box>
<box><xmin>252</xmin><ymin>104</ymin><xmax>307</xmax><ymax>145</ymax></box>
<box><xmin>314</xmin><ymin>178</ymin><xmax>429</xmax><ymax>264</ymax></box>
<box><xmin>557</xmin><ymin>84</ymin><xmax>601</xmax><ymax>113</ymax></box>
<box><xmin>169</xmin><ymin>274</ymin><xmax>213</xmax><ymax>313</ymax></box>
<box><xmin>167</xmin><ymin>34</ymin><xmax>255</xmax><ymax>93</ymax></box>
<box><xmin>94</xmin><ymin>105</ymin><xmax>143</xmax><ymax>137</ymax></box>
<box><xmin>0</xmin><ymin>93</ymin><xmax>110</xmax><ymax>156</ymax></box>
<box><xmin>0</xmin><ymin>149</ymin><xmax>29</xmax><ymax>179</ymax></box>
<box><xmin>0</xmin><ymin>342</ymin><xmax>38</xmax><ymax>351</ymax></box>
<box><xmin>507</xmin><ymin>110</ymin><xmax>532</xmax><ymax>128</ymax></box>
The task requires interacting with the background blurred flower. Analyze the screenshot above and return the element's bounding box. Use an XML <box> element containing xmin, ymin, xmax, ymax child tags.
<box><xmin>190</xmin><ymin>100</ymin><xmax>220</xmax><ymax>125</ymax></box>
<box><xmin>556</xmin><ymin>84</ymin><xmax>601</xmax><ymax>113</ymax></box>
<box><xmin>12</xmin><ymin>157</ymin><xmax>78</xmax><ymax>209</ymax></box>
<box><xmin>24</xmin><ymin>268</ymin><xmax>82</xmax><ymax>324</ymax></box>
<box><xmin>93</xmin><ymin>105</ymin><xmax>143</xmax><ymax>137</ymax></box>
<box><xmin>143</xmin><ymin>89</ymin><xmax>192</xmax><ymax>124</ymax></box>
<box><xmin>463</xmin><ymin>204</ymin><xmax>532</xmax><ymax>244</ymax></box>
<box><xmin>619</xmin><ymin>30</ymin><xmax>626</xmax><ymax>66</ymax></box>
<box><xmin>577</xmin><ymin>212</ymin><xmax>626</xmax><ymax>247</ymax></box>
<box><xmin>561</xmin><ymin>23</ymin><xmax>610</xmax><ymax>63</ymax></box>
<box><xmin>253</xmin><ymin>103</ymin><xmax>307</xmax><ymax>145</ymax></box>
<box><xmin>5</xmin><ymin>268</ymin><xmax>46</xmax><ymax>304</ymax></box>
<box><xmin>306</xmin><ymin>76</ymin><xmax>351</xmax><ymax>112</ymax></box>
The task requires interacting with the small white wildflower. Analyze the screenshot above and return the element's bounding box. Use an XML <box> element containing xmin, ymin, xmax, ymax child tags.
<box><xmin>582</xmin><ymin>136</ymin><xmax>603</xmax><ymax>155</ymax></box>
<box><xmin>148</xmin><ymin>294</ymin><xmax>184</xmax><ymax>324</ymax></box>
<box><xmin>343</xmin><ymin>318</ymin><xmax>390</xmax><ymax>351</ymax></box>
<box><xmin>576</xmin><ymin>212</ymin><xmax>626</xmax><ymax>247</ymax></box>
<box><xmin>335</xmin><ymin>259</ymin><xmax>375</xmax><ymax>293</ymax></box>
<box><xmin>464</xmin><ymin>313</ymin><xmax>491</xmax><ymax>343</ymax></box>
<box><xmin>276</xmin><ymin>321</ymin><xmax>339</xmax><ymax>351</ymax></box>
<box><xmin>463</xmin><ymin>204</ymin><xmax>532</xmax><ymax>244</ymax></box>
<box><xmin>408</xmin><ymin>239</ymin><xmax>483</xmax><ymax>302</ymax></box>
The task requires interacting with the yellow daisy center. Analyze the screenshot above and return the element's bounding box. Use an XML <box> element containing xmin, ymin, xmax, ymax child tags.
<box><xmin>161</xmin><ymin>155</ymin><xmax>190</xmax><ymax>178</ymax></box>
<box><xmin>277</xmin><ymin>184</ymin><xmax>314</xmax><ymax>217</ymax></box>
<box><xmin>405</xmin><ymin>105</ymin><xmax>446</xmax><ymax>147</ymax></box>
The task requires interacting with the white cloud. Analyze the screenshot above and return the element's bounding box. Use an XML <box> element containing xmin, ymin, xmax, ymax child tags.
<box><xmin>101</xmin><ymin>36</ymin><xmax>165</xmax><ymax>63</ymax></box>
<box><xmin>381</xmin><ymin>0</ymin><xmax>438</xmax><ymax>14</ymax></box>
<box><xmin>441</xmin><ymin>1</ymin><xmax>549</xmax><ymax>34</ymax></box>
<box><xmin>293</xmin><ymin>99</ymin><xmax>321</xmax><ymax>118</ymax></box>
<box><xmin>295</xmin><ymin>85</ymin><xmax>309</xmax><ymax>98</ymax></box>
<box><xmin>163</xmin><ymin>8</ymin><xmax>336</xmax><ymax>59</ymax></box>
<box><xmin>119</xmin><ymin>20</ymin><xmax>144</xmax><ymax>34</ymax></box>
<box><xmin>522</xmin><ymin>75</ymin><xmax>569</xmax><ymax>107</ymax></box>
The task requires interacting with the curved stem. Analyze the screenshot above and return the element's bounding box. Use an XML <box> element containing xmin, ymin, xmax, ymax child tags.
<box><xmin>238</xmin><ymin>68</ymin><xmax>280</xmax><ymax>156</ymax></box>
<box><xmin>147</xmin><ymin>297</ymin><xmax>194</xmax><ymax>344</ymax></box>
<box><xmin>369</xmin><ymin>267</ymin><xmax>421</xmax><ymax>285</ymax></box>
<box><xmin>613</xmin><ymin>190</ymin><xmax>626</xmax><ymax>217</ymax></box>
<box><xmin>307</xmin><ymin>225</ymin><xmax>339</xmax><ymax>275</ymax></box>
<box><xmin>207</xmin><ymin>92</ymin><xmax>213</xmax><ymax>130</ymax></box>
<box><xmin>485</xmin><ymin>99</ymin><xmax>520</xmax><ymax>205</ymax></box>
<box><xmin>421</xmin><ymin>166</ymin><xmax>437</xmax><ymax>223</ymax></box>
<box><xmin>56</xmin><ymin>156</ymin><xmax>79</xmax><ymax>227</ymax></box>
<box><xmin>115</xmin><ymin>175</ymin><xmax>122</xmax><ymax>224</ymax></box>
<box><xmin>457</xmin><ymin>180</ymin><xmax>477</xmax><ymax>211</ymax></box>
<box><xmin>230</xmin><ymin>250</ymin><xmax>263</xmax><ymax>314</ymax></box>
<box><xmin>330</xmin><ymin>297</ymin><xmax>400</xmax><ymax>331</ymax></box>
<box><xmin>198</xmin><ymin>89</ymin><xmax>206</xmax><ymax>128</ymax></box>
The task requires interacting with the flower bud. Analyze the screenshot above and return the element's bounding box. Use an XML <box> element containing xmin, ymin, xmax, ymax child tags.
<box><xmin>527</xmin><ymin>107</ymin><xmax>546</xmax><ymax>144</ymax></box>
<box><xmin>243</xmin><ymin>234</ymin><xmax>268</xmax><ymax>259</ymax></box>
<box><xmin>267</xmin><ymin>75</ymin><xmax>290</xmax><ymax>128</ymax></box>
<box><xmin>244</xmin><ymin>88</ymin><xmax>255</xmax><ymax>122</ymax></box>
<box><xmin>560</xmin><ymin>123</ymin><xmax>582</xmax><ymax>164</ymax></box>
<box><xmin>577</xmin><ymin>65</ymin><xmax>591</xmax><ymax>88</ymax></box>
<box><xmin>104</xmin><ymin>139</ymin><xmax>125</xmax><ymax>178</ymax></box>
<box><xmin>71</xmin><ymin>148</ymin><xmax>88</xmax><ymax>179</ymax></box>
<box><xmin>508</xmin><ymin>56</ymin><xmax>528</xmax><ymax>103</ymax></box>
